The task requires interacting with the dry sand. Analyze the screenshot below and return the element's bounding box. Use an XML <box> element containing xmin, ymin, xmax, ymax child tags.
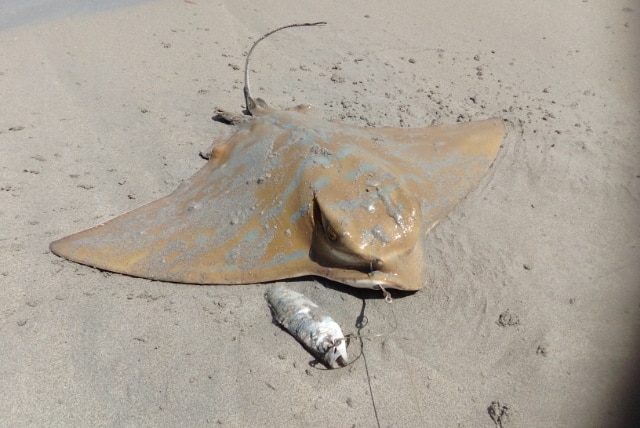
<box><xmin>1</xmin><ymin>1</ymin><xmax>639</xmax><ymax>426</ymax></box>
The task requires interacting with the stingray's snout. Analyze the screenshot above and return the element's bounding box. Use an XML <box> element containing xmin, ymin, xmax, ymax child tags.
<box><xmin>334</xmin><ymin>244</ymin><xmax>424</xmax><ymax>291</ymax></box>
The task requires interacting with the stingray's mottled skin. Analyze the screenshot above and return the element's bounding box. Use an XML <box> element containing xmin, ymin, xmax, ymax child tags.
<box><xmin>50</xmin><ymin>23</ymin><xmax>505</xmax><ymax>291</ymax></box>
<box><xmin>50</xmin><ymin>97</ymin><xmax>504</xmax><ymax>291</ymax></box>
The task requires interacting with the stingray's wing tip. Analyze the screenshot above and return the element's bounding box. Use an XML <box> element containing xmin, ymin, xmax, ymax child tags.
<box><xmin>49</xmin><ymin>234</ymin><xmax>99</xmax><ymax>269</ymax></box>
<box><xmin>49</xmin><ymin>236</ymin><xmax>70</xmax><ymax>259</ymax></box>
<box><xmin>476</xmin><ymin>117</ymin><xmax>507</xmax><ymax>159</ymax></box>
<box><xmin>489</xmin><ymin>117</ymin><xmax>507</xmax><ymax>139</ymax></box>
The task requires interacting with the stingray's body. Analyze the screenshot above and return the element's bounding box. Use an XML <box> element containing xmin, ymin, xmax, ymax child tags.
<box><xmin>50</xmin><ymin>23</ymin><xmax>505</xmax><ymax>292</ymax></box>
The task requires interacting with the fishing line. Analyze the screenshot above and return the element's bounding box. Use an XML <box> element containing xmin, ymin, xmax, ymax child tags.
<box><xmin>356</xmin><ymin>299</ymin><xmax>382</xmax><ymax>428</ymax></box>
<box><xmin>313</xmin><ymin>287</ymin><xmax>398</xmax><ymax>370</ymax></box>
<box><xmin>304</xmin><ymin>286</ymin><xmax>396</xmax><ymax>373</ymax></box>
<box><xmin>347</xmin><ymin>288</ymin><xmax>399</xmax><ymax>428</ymax></box>
<box><xmin>317</xmin><ymin>290</ymin><xmax>398</xmax><ymax>428</ymax></box>
<box><xmin>344</xmin><ymin>286</ymin><xmax>397</xmax><ymax>345</ymax></box>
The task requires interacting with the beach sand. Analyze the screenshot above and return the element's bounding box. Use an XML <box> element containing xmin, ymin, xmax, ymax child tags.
<box><xmin>1</xmin><ymin>1</ymin><xmax>638</xmax><ymax>426</ymax></box>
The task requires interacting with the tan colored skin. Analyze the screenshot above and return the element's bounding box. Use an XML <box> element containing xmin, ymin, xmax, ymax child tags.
<box><xmin>50</xmin><ymin>98</ymin><xmax>504</xmax><ymax>291</ymax></box>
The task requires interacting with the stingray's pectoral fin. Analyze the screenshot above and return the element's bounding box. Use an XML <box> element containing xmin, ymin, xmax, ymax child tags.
<box><xmin>49</xmin><ymin>195</ymin><xmax>177</xmax><ymax>281</ymax></box>
<box><xmin>412</xmin><ymin>118</ymin><xmax>506</xmax><ymax>232</ymax></box>
<box><xmin>287</xmin><ymin>103</ymin><xmax>321</xmax><ymax>116</ymax></box>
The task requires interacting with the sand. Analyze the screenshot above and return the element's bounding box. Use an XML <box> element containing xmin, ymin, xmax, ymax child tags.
<box><xmin>1</xmin><ymin>1</ymin><xmax>638</xmax><ymax>426</ymax></box>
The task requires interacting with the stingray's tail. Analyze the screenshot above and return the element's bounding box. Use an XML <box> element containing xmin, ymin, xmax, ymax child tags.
<box><xmin>243</xmin><ymin>21</ymin><xmax>326</xmax><ymax>114</ymax></box>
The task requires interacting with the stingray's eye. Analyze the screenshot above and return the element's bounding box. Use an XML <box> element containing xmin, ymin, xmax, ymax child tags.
<box><xmin>312</xmin><ymin>195</ymin><xmax>339</xmax><ymax>242</ymax></box>
<box><xmin>325</xmin><ymin>222</ymin><xmax>338</xmax><ymax>241</ymax></box>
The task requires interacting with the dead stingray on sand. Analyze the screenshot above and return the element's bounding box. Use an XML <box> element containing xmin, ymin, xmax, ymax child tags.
<box><xmin>50</xmin><ymin>22</ymin><xmax>505</xmax><ymax>292</ymax></box>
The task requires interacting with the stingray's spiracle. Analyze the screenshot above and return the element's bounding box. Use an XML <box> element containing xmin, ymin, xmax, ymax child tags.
<box><xmin>243</xmin><ymin>22</ymin><xmax>326</xmax><ymax>114</ymax></box>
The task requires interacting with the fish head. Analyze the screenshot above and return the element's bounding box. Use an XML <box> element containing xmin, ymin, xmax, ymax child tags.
<box><xmin>315</xmin><ymin>316</ymin><xmax>349</xmax><ymax>368</ymax></box>
<box><xmin>325</xmin><ymin>336</ymin><xmax>349</xmax><ymax>368</ymax></box>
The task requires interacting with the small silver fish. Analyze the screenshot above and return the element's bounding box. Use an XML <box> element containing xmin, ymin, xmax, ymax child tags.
<box><xmin>265</xmin><ymin>285</ymin><xmax>348</xmax><ymax>368</ymax></box>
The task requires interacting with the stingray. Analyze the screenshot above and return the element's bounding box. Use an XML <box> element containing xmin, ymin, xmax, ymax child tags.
<box><xmin>50</xmin><ymin>23</ymin><xmax>505</xmax><ymax>292</ymax></box>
